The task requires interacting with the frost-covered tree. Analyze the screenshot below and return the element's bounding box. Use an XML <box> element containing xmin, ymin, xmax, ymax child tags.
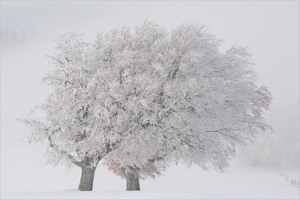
<box><xmin>23</xmin><ymin>21</ymin><xmax>271</xmax><ymax>191</ymax></box>
<box><xmin>22</xmin><ymin>32</ymin><xmax>121</xmax><ymax>191</ymax></box>
<box><xmin>87</xmin><ymin>22</ymin><xmax>272</xmax><ymax>190</ymax></box>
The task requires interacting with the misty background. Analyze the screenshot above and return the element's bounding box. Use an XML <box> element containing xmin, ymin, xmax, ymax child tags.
<box><xmin>1</xmin><ymin>1</ymin><xmax>299</xmax><ymax>192</ymax></box>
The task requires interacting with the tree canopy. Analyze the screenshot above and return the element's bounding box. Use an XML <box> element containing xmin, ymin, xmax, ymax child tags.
<box><xmin>23</xmin><ymin>21</ymin><xmax>272</xmax><ymax>191</ymax></box>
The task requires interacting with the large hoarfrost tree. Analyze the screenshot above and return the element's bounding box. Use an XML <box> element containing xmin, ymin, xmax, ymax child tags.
<box><xmin>87</xmin><ymin>22</ymin><xmax>272</xmax><ymax>190</ymax></box>
<box><xmin>23</xmin><ymin>21</ymin><xmax>271</xmax><ymax>191</ymax></box>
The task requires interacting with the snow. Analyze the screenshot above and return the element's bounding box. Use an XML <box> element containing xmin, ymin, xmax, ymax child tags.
<box><xmin>1</xmin><ymin>161</ymin><xmax>299</xmax><ymax>199</ymax></box>
<box><xmin>2</xmin><ymin>189</ymin><xmax>299</xmax><ymax>200</ymax></box>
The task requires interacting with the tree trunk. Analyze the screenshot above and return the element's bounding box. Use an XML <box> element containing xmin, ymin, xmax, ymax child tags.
<box><xmin>78</xmin><ymin>166</ymin><xmax>96</xmax><ymax>191</ymax></box>
<box><xmin>125</xmin><ymin>171</ymin><xmax>140</xmax><ymax>191</ymax></box>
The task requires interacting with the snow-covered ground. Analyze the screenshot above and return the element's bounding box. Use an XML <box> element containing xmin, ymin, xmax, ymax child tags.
<box><xmin>2</xmin><ymin>189</ymin><xmax>298</xmax><ymax>200</ymax></box>
<box><xmin>2</xmin><ymin>161</ymin><xmax>299</xmax><ymax>199</ymax></box>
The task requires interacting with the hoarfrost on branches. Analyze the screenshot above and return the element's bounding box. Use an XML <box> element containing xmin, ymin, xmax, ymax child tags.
<box><xmin>92</xmin><ymin>22</ymin><xmax>272</xmax><ymax>177</ymax></box>
<box><xmin>22</xmin><ymin>21</ymin><xmax>272</xmax><ymax>190</ymax></box>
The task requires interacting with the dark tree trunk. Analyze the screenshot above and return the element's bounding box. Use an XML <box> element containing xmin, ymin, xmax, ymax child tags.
<box><xmin>72</xmin><ymin>155</ymin><xmax>101</xmax><ymax>191</ymax></box>
<box><xmin>125</xmin><ymin>170</ymin><xmax>140</xmax><ymax>191</ymax></box>
<box><xmin>78</xmin><ymin>166</ymin><xmax>96</xmax><ymax>191</ymax></box>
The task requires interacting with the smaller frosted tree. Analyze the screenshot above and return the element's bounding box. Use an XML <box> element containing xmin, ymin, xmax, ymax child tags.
<box><xmin>22</xmin><ymin>32</ymin><xmax>121</xmax><ymax>191</ymax></box>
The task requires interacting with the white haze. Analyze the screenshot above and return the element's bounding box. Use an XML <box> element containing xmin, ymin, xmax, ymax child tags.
<box><xmin>0</xmin><ymin>0</ymin><xmax>299</xmax><ymax>196</ymax></box>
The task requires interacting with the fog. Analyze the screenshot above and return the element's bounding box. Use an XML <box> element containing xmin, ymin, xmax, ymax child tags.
<box><xmin>1</xmin><ymin>1</ymin><xmax>299</xmax><ymax>193</ymax></box>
